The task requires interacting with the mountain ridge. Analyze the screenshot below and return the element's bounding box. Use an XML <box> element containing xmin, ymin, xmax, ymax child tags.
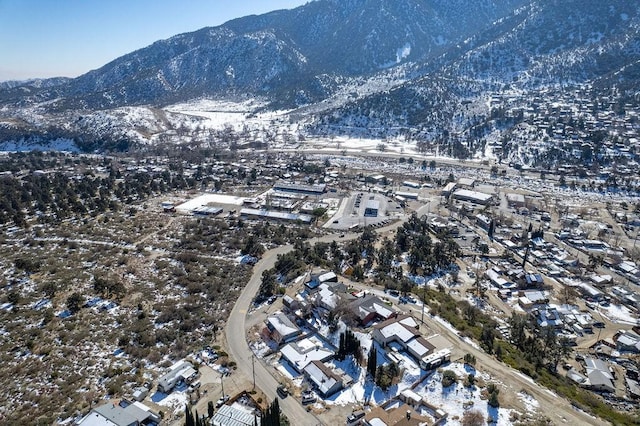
<box><xmin>1</xmin><ymin>0</ymin><xmax>639</xmax><ymax>162</ymax></box>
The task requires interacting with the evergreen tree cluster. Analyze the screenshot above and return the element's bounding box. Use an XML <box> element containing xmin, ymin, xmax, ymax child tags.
<box><xmin>336</xmin><ymin>328</ymin><xmax>360</xmax><ymax>361</ymax></box>
<box><xmin>396</xmin><ymin>213</ymin><xmax>461</xmax><ymax>276</ymax></box>
<box><xmin>261</xmin><ymin>398</ymin><xmax>282</xmax><ymax>426</ymax></box>
<box><xmin>508</xmin><ymin>313</ymin><xmax>571</xmax><ymax>372</ymax></box>
<box><xmin>184</xmin><ymin>405</ymin><xmax>207</xmax><ymax>426</ymax></box>
<box><xmin>366</xmin><ymin>345</ymin><xmax>378</xmax><ymax>377</ymax></box>
<box><xmin>0</xmin><ymin>153</ymin><xmax>199</xmax><ymax>227</ymax></box>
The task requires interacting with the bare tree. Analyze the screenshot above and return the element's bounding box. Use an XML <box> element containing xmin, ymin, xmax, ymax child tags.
<box><xmin>462</xmin><ymin>409</ymin><xmax>485</xmax><ymax>426</ymax></box>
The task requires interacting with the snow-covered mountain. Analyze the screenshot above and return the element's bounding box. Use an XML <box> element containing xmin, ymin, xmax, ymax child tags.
<box><xmin>0</xmin><ymin>0</ymin><xmax>525</xmax><ymax>109</ymax></box>
<box><xmin>0</xmin><ymin>0</ymin><xmax>639</xmax><ymax>156</ymax></box>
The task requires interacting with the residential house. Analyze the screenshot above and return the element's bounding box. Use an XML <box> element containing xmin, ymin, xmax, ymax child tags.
<box><xmin>280</xmin><ymin>335</ymin><xmax>334</xmax><ymax>373</ymax></box>
<box><xmin>349</xmin><ymin>294</ymin><xmax>395</xmax><ymax>325</ymax></box>
<box><xmin>372</xmin><ymin>315</ymin><xmax>451</xmax><ymax>369</ymax></box>
<box><xmin>157</xmin><ymin>360</ymin><xmax>197</xmax><ymax>394</ymax></box>
<box><xmin>212</xmin><ymin>404</ymin><xmax>261</xmax><ymax>426</ymax></box>
<box><xmin>303</xmin><ymin>360</ymin><xmax>344</xmax><ymax>397</ymax></box>
<box><xmin>616</xmin><ymin>331</ymin><xmax>640</xmax><ymax>353</ymax></box>
<box><xmin>265</xmin><ymin>312</ymin><xmax>301</xmax><ymax>345</ymax></box>
<box><xmin>372</xmin><ymin>315</ymin><xmax>420</xmax><ymax>349</ymax></box>
<box><xmin>584</xmin><ymin>357</ymin><xmax>616</xmax><ymax>393</ymax></box>
<box><xmin>314</xmin><ymin>282</ymin><xmax>347</xmax><ymax>311</ymax></box>
<box><xmin>78</xmin><ymin>401</ymin><xmax>161</xmax><ymax>426</ymax></box>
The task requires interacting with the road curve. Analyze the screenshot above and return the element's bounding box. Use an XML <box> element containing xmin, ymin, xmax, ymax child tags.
<box><xmin>225</xmin><ymin>244</ymin><xmax>324</xmax><ymax>425</ymax></box>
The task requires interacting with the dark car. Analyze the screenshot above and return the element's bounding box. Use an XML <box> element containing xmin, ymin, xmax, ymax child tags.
<box><xmin>277</xmin><ymin>384</ymin><xmax>289</xmax><ymax>398</ymax></box>
<box><xmin>347</xmin><ymin>410</ymin><xmax>365</xmax><ymax>424</ymax></box>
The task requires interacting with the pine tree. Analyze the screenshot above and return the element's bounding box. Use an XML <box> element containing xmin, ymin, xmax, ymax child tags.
<box><xmin>184</xmin><ymin>405</ymin><xmax>194</xmax><ymax>426</ymax></box>
<box><xmin>367</xmin><ymin>346</ymin><xmax>377</xmax><ymax>377</ymax></box>
<box><xmin>261</xmin><ymin>398</ymin><xmax>281</xmax><ymax>426</ymax></box>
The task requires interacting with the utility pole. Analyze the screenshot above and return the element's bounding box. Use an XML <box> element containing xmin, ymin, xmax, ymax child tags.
<box><xmin>420</xmin><ymin>289</ymin><xmax>426</xmax><ymax>325</ymax></box>
<box><xmin>251</xmin><ymin>354</ymin><xmax>256</xmax><ymax>391</ymax></box>
<box><xmin>220</xmin><ymin>371</ymin><xmax>225</xmax><ymax>397</ymax></box>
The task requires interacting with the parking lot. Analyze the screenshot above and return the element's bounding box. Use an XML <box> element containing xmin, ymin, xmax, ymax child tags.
<box><xmin>325</xmin><ymin>191</ymin><xmax>403</xmax><ymax>229</ymax></box>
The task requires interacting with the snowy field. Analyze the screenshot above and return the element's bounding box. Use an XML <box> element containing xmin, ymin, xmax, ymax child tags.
<box><xmin>414</xmin><ymin>363</ymin><xmax>517</xmax><ymax>425</ymax></box>
<box><xmin>597</xmin><ymin>304</ymin><xmax>639</xmax><ymax>325</ymax></box>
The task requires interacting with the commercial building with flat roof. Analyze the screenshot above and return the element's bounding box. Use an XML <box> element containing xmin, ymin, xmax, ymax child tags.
<box><xmin>364</xmin><ymin>200</ymin><xmax>380</xmax><ymax>217</ymax></box>
<box><xmin>273</xmin><ymin>181</ymin><xmax>326</xmax><ymax>195</ymax></box>
<box><xmin>452</xmin><ymin>189</ymin><xmax>493</xmax><ymax>205</ymax></box>
<box><xmin>240</xmin><ymin>208</ymin><xmax>313</xmax><ymax>224</ymax></box>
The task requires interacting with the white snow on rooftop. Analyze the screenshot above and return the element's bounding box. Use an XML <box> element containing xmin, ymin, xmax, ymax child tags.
<box><xmin>176</xmin><ymin>193</ymin><xmax>246</xmax><ymax>212</ymax></box>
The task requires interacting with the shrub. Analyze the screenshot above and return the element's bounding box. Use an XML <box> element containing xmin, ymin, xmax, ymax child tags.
<box><xmin>442</xmin><ymin>370</ymin><xmax>457</xmax><ymax>387</ymax></box>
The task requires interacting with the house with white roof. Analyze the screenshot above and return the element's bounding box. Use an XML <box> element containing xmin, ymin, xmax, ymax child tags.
<box><xmin>266</xmin><ymin>312</ymin><xmax>301</xmax><ymax>345</ymax></box>
<box><xmin>315</xmin><ymin>283</ymin><xmax>340</xmax><ymax>311</ymax></box>
<box><xmin>157</xmin><ymin>360</ymin><xmax>197</xmax><ymax>394</ymax></box>
<box><xmin>372</xmin><ymin>315</ymin><xmax>420</xmax><ymax>349</ymax></box>
<box><xmin>280</xmin><ymin>335</ymin><xmax>334</xmax><ymax>373</ymax></box>
<box><xmin>372</xmin><ymin>315</ymin><xmax>451</xmax><ymax>369</ymax></box>
<box><xmin>303</xmin><ymin>360</ymin><xmax>344</xmax><ymax>397</ymax></box>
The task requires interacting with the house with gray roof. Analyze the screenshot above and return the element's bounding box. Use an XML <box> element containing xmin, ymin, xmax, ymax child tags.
<box><xmin>303</xmin><ymin>360</ymin><xmax>344</xmax><ymax>397</ymax></box>
<box><xmin>584</xmin><ymin>357</ymin><xmax>616</xmax><ymax>393</ymax></box>
<box><xmin>266</xmin><ymin>312</ymin><xmax>301</xmax><ymax>345</ymax></box>
<box><xmin>78</xmin><ymin>401</ymin><xmax>160</xmax><ymax>426</ymax></box>
<box><xmin>212</xmin><ymin>404</ymin><xmax>261</xmax><ymax>426</ymax></box>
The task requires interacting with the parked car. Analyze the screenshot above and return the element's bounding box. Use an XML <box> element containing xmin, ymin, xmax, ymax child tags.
<box><xmin>215</xmin><ymin>394</ymin><xmax>230</xmax><ymax>408</ymax></box>
<box><xmin>188</xmin><ymin>381</ymin><xmax>201</xmax><ymax>393</ymax></box>
<box><xmin>347</xmin><ymin>410</ymin><xmax>366</xmax><ymax>424</ymax></box>
<box><xmin>277</xmin><ymin>384</ymin><xmax>289</xmax><ymax>398</ymax></box>
<box><xmin>301</xmin><ymin>390</ymin><xmax>316</xmax><ymax>404</ymax></box>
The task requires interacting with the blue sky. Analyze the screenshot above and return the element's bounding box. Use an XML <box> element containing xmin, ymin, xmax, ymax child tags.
<box><xmin>0</xmin><ymin>0</ymin><xmax>309</xmax><ymax>81</ymax></box>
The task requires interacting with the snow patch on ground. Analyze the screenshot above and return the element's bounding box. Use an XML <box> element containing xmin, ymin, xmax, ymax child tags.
<box><xmin>415</xmin><ymin>363</ymin><xmax>516</xmax><ymax>425</ymax></box>
<box><xmin>598</xmin><ymin>304</ymin><xmax>638</xmax><ymax>325</ymax></box>
<box><xmin>517</xmin><ymin>390</ymin><xmax>540</xmax><ymax>413</ymax></box>
<box><xmin>151</xmin><ymin>388</ymin><xmax>188</xmax><ymax>416</ymax></box>
<box><xmin>396</xmin><ymin>43</ymin><xmax>411</xmax><ymax>62</ymax></box>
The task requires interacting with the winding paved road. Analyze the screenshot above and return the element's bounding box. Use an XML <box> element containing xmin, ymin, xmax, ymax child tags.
<box><xmin>225</xmin><ymin>244</ymin><xmax>317</xmax><ymax>423</ymax></box>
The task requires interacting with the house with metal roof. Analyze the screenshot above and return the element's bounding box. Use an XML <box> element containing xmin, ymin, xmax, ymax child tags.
<box><xmin>211</xmin><ymin>404</ymin><xmax>260</xmax><ymax>426</ymax></box>
<box><xmin>584</xmin><ymin>357</ymin><xmax>616</xmax><ymax>393</ymax></box>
